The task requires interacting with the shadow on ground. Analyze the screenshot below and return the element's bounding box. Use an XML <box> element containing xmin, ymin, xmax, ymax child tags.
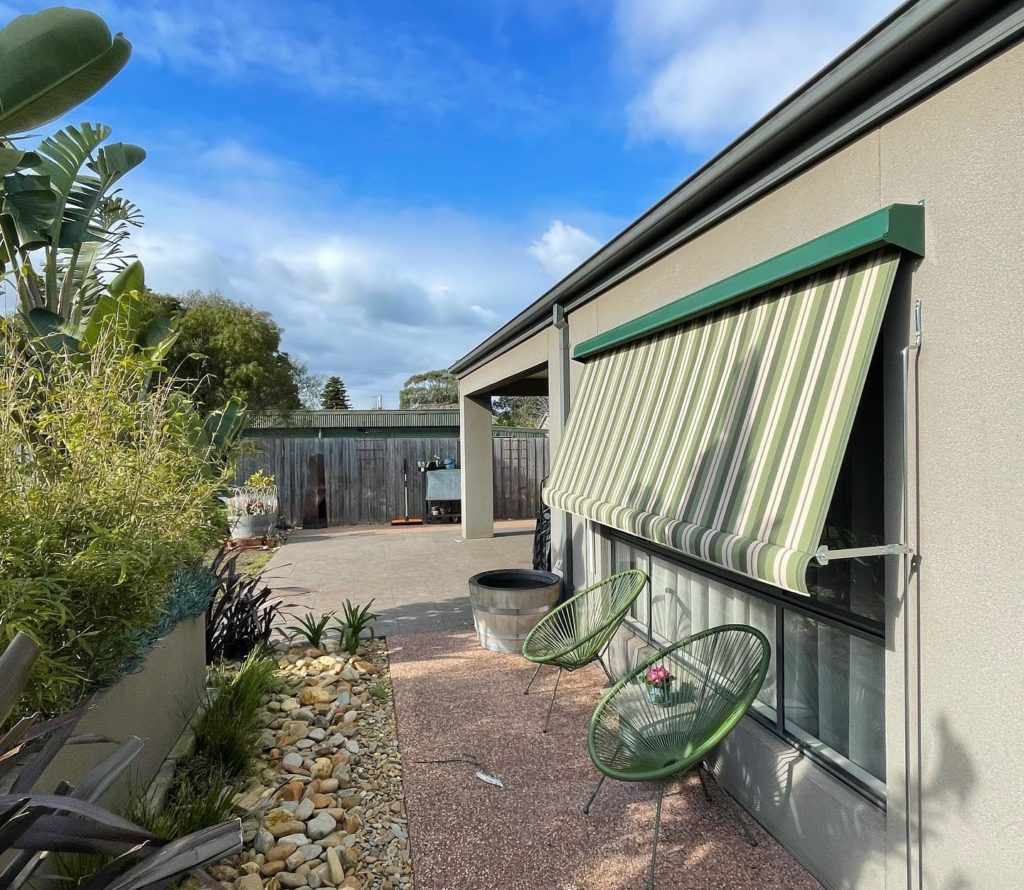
<box><xmin>389</xmin><ymin>630</ymin><xmax>820</xmax><ymax>890</ymax></box>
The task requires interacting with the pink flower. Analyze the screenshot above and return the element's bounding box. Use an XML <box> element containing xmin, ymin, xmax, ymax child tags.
<box><xmin>645</xmin><ymin>664</ymin><xmax>672</xmax><ymax>686</ymax></box>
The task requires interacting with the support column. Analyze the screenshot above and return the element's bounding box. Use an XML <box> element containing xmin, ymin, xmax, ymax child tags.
<box><xmin>459</xmin><ymin>391</ymin><xmax>494</xmax><ymax>539</ymax></box>
<box><xmin>548</xmin><ymin>309</ymin><xmax>574</xmax><ymax>591</ymax></box>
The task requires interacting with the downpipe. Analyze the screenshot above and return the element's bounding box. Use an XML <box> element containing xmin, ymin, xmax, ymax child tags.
<box><xmin>902</xmin><ymin>298</ymin><xmax>923</xmax><ymax>890</ymax></box>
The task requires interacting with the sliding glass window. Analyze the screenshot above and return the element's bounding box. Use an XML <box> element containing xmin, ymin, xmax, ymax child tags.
<box><xmin>606</xmin><ymin>341</ymin><xmax>887</xmax><ymax>803</ymax></box>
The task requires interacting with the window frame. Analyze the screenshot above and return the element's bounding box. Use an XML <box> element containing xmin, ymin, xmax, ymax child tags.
<box><xmin>605</xmin><ymin>526</ymin><xmax>887</xmax><ymax>808</ymax></box>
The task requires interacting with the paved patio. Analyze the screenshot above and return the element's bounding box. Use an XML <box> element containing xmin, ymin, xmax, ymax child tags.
<box><xmin>264</xmin><ymin>523</ymin><xmax>818</xmax><ymax>889</ymax></box>
<box><xmin>390</xmin><ymin>632</ymin><xmax>820</xmax><ymax>890</ymax></box>
<box><xmin>264</xmin><ymin>520</ymin><xmax>535</xmax><ymax>635</ymax></box>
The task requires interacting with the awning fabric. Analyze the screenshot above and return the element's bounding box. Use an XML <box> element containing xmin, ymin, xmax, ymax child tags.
<box><xmin>544</xmin><ymin>249</ymin><xmax>901</xmax><ymax>594</ymax></box>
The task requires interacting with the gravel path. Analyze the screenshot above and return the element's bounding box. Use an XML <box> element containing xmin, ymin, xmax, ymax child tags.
<box><xmin>216</xmin><ymin>640</ymin><xmax>412</xmax><ymax>890</ymax></box>
<box><xmin>390</xmin><ymin>631</ymin><xmax>819</xmax><ymax>890</ymax></box>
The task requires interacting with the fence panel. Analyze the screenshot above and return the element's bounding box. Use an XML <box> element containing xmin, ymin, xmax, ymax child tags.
<box><xmin>237</xmin><ymin>434</ymin><xmax>546</xmax><ymax>525</ymax></box>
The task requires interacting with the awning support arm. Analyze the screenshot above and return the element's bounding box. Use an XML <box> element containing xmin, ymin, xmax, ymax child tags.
<box><xmin>814</xmin><ymin>543</ymin><xmax>913</xmax><ymax>566</ymax></box>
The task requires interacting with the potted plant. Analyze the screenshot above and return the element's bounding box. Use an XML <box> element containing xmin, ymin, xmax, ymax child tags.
<box><xmin>642</xmin><ymin>663</ymin><xmax>674</xmax><ymax>705</ymax></box>
<box><xmin>226</xmin><ymin>470</ymin><xmax>279</xmax><ymax>540</ymax></box>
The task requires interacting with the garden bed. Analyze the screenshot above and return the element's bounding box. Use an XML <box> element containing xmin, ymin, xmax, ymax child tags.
<box><xmin>211</xmin><ymin>639</ymin><xmax>412</xmax><ymax>890</ymax></box>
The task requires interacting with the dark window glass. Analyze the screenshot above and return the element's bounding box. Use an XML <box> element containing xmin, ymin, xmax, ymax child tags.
<box><xmin>805</xmin><ymin>344</ymin><xmax>885</xmax><ymax>624</ymax></box>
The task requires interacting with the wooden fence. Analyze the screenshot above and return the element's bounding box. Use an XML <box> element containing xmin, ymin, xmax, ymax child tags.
<box><xmin>236</xmin><ymin>435</ymin><xmax>549</xmax><ymax>526</ymax></box>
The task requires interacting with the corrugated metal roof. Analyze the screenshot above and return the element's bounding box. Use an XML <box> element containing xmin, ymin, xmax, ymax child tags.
<box><xmin>248</xmin><ymin>409</ymin><xmax>460</xmax><ymax>430</ymax></box>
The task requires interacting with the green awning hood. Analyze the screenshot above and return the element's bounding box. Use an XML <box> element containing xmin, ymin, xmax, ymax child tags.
<box><xmin>574</xmin><ymin>203</ymin><xmax>923</xmax><ymax>361</ymax></box>
<box><xmin>547</xmin><ymin>245</ymin><xmax>907</xmax><ymax>594</ymax></box>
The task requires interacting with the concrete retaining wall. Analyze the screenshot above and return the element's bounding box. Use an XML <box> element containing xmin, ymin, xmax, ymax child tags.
<box><xmin>37</xmin><ymin>613</ymin><xmax>207</xmax><ymax>809</ymax></box>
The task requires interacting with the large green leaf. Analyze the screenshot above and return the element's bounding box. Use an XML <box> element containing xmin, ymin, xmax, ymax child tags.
<box><xmin>20</xmin><ymin>306</ymin><xmax>79</xmax><ymax>354</ymax></box>
<box><xmin>60</xmin><ymin>140</ymin><xmax>145</xmax><ymax>247</ymax></box>
<box><xmin>21</xmin><ymin>306</ymin><xmax>64</xmax><ymax>338</ymax></box>
<box><xmin>107</xmin><ymin>258</ymin><xmax>144</xmax><ymax>297</ymax></box>
<box><xmin>0</xmin><ymin>9</ymin><xmax>131</xmax><ymax>136</ymax></box>
<box><xmin>202</xmin><ymin>398</ymin><xmax>247</xmax><ymax>460</ymax></box>
<box><xmin>33</xmin><ymin>123</ymin><xmax>111</xmax><ymax>213</ymax></box>
<box><xmin>0</xmin><ymin>148</ymin><xmax>40</xmax><ymax>177</ymax></box>
<box><xmin>1</xmin><ymin>173</ymin><xmax>55</xmax><ymax>249</ymax></box>
<box><xmin>56</xmin><ymin>195</ymin><xmax>143</xmax><ymax>319</ymax></box>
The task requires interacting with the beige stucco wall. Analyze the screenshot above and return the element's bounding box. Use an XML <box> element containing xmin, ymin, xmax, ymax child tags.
<box><xmin>37</xmin><ymin>613</ymin><xmax>207</xmax><ymax>809</ymax></box>
<box><xmin>458</xmin><ymin>37</ymin><xmax>1023</xmax><ymax>890</ymax></box>
<box><xmin>876</xmin><ymin>43</ymin><xmax>1024</xmax><ymax>890</ymax></box>
<box><xmin>458</xmin><ymin>328</ymin><xmax>552</xmax><ymax>397</ymax></box>
<box><xmin>458</xmin><ymin>328</ymin><xmax>569</xmax><ymax>552</ymax></box>
<box><xmin>560</xmin><ymin>42</ymin><xmax>1024</xmax><ymax>890</ymax></box>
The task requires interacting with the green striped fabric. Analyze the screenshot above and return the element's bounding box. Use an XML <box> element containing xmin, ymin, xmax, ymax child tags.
<box><xmin>545</xmin><ymin>249</ymin><xmax>901</xmax><ymax>594</ymax></box>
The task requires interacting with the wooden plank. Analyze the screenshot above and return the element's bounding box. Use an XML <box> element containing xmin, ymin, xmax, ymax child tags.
<box><xmin>243</xmin><ymin>433</ymin><xmax>549</xmax><ymax>525</ymax></box>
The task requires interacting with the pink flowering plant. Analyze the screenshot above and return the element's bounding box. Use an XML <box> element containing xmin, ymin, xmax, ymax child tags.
<box><xmin>643</xmin><ymin>664</ymin><xmax>674</xmax><ymax>688</ymax></box>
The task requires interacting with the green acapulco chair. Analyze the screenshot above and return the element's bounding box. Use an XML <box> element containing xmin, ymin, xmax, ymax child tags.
<box><xmin>584</xmin><ymin>624</ymin><xmax>771</xmax><ymax>890</ymax></box>
<box><xmin>521</xmin><ymin>568</ymin><xmax>648</xmax><ymax>733</ymax></box>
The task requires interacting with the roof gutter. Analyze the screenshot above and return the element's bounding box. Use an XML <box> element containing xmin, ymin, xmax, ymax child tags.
<box><xmin>450</xmin><ymin>0</ymin><xmax>1024</xmax><ymax>377</ymax></box>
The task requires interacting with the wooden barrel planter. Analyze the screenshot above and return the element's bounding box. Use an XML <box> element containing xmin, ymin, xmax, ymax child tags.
<box><xmin>468</xmin><ymin>569</ymin><xmax>562</xmax><ymax>653</ymax></box>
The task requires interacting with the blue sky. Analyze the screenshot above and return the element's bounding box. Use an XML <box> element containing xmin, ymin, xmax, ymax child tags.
<box><xmin>1</xmin><ymin>0</ymin><xmax>899</xmax><ymax>406</ymax></box>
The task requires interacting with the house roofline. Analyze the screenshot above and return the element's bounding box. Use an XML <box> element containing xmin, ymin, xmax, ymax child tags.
<box><xmin>450</xmin><ymin>0</ymin><xmax>1024</xmax><ymax>377</ymax></box>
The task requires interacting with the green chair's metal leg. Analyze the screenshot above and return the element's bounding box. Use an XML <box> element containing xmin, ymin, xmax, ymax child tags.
<box><xmin>582</xmin><ymin>773</ymin><xmax>606</xmax><ymax>815</ymax></box>
<box><xmin>541</xmin><ymin>667</ymin><xmax>562</xmax><ymax>733</ymax></box>
<box><xmin>596</xmin><ymin>653</ymin><xmax>615</xmax><ymax>685</ymax></box>
<box><xmin>696</xmin><ymin>763</ymin><xmax>712</xmax><ymax>802</ymax></box>
<box><xmin>701</xmin><ymin>760</ymin><xmax>756</xmax><ymax>847</ymax></box>
<box><xmin>647</xmin><ymin>781</ymin><xmax>665</xmax><ymax>890</ymax></box>
<box><xmin>524</xmin><ymin>662</ymin><xmax>543</xmax><ymax>696</ymax></box>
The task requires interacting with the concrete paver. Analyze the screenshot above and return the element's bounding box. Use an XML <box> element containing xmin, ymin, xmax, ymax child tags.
<box><xmin>264</xmin><ymin>520</ymin><xmax>535</xmax><ymax>635</ymax></box>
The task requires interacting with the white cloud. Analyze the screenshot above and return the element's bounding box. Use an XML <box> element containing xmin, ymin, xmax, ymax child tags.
<box><xmin>124</xmin><ymin>140</ymin><xmax>554</xmax><ymax>408</ymax></box>
<box><xmin>614</xmin><ymin>0</ymin><xmax>900</xmax><ymax>149</ymax></box>
<box><xmin>528</xmin><ymin>220</ymin><xmax>600</xmax><ymax>279</ymax></box>
<box><xmin>37</xmin><ymin>0</ymin><xmax>554</xmax><ymax>127</ymax></box>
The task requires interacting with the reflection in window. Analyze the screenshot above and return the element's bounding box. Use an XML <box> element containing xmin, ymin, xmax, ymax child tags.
<box><xmin>806</xmin><ymin>344</ymin><xmax>886</xmax><ymax>623</ymax></box>
<box><xmin>610</xmin><ymin>534</ymin><xmax>886</xmax><ymax>794</ymax></box>
<box><xmin>612</xmin><ymin>540</ymin><xmax>777</xmax><ymax>715</ymax></box>
<box><xmin>784</xmin><ymin>611</ymin><xmax>885</xmax><ymax>784</ymax></box>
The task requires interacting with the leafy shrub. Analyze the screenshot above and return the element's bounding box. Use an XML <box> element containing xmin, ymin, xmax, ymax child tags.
<box><xmin>286</xmin><ymin>611</ymin><xmax>336</xmax><ymax>647</ymax></box>
<box><xmin>0</xmin><ymin>317</ymin><xmax>230</xmax><ymax>719</ymax></box>
<box><xmin>206</xmin><ymin>549</ymin><xmax>283</xmax><ymax>662</ymax></box>
<box><xmin>125</xmin><ymin>760</ymin><xmax>238</xmax><ymax>840</ymax></box>
<box><xmin>335</xmin><ymin>598</ymin><xmax>378</xmax><ymax>654</ymax></box>
<box><xmin>244</xmin><ymin>469</ymin><xmax>275</xmax><ymax>488</ymax></box>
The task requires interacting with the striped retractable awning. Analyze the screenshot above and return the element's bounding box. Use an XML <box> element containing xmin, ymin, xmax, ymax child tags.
<box><xmin>544</xmin><ymin>249</ymin><xmax>901</xmax><ymax>594</ymax></box>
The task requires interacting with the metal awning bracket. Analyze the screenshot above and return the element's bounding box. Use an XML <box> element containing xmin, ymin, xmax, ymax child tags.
<box><xmin>814</xmin><ymin>543</ymin><xmax>913</xmax><ymax>566</ymax></box>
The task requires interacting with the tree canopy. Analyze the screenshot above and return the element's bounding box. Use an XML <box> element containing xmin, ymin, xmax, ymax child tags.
<box><xmin>398</xmin><ymin>369</ymin><xmax>458</xmax><ymax>409</ymax></box>
<box><xmin>143</xmin><ymin>289</ymin><xmax>307</xmax><ymax>414</ymax></box>
<box><xmin>492</xmin><ymin>395</ymin><xmax>548</xmax><ymax>428</ymax></box>
<box><xmin>322</xmin><ymin>376</ymin><xmax>352</xmax><ymax>409</ymax></box>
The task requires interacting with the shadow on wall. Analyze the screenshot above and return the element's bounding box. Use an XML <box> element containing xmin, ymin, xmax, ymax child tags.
<box><xmin>721</xmin><ymin>709</ymin><xmax>976</xmax><ymax>889</ymax></box>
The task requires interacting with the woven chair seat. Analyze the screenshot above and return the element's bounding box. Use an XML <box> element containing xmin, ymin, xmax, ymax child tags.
<box><xmin>520</xmin><ymin>568</ymin><xmax>647</xmax><ymax>732</ymax></box>
<box><xmin>589</xmin><ymin>625</ymin><xmax>770</xmax><ymax>782</ymax></box>
<box><xmin>522</xmin><ymin>569</ymin><xmax>647</xmax><ymax>670</ymax></box>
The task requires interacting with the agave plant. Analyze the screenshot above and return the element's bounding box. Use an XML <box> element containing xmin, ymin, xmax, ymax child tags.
<box><xmin>286</xmin><ymin>611</ymin><xmax>337</xmax><ymax>648</ymax></box>
<box><xmin>336</xmin><ymin>598</ymin><xmax>378</xmax><ymax>655</ymax></box>
<box><xmin>0</xmin><ymin>632</ymin><xmax>242</xmax><ymax>889</ymax></box>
